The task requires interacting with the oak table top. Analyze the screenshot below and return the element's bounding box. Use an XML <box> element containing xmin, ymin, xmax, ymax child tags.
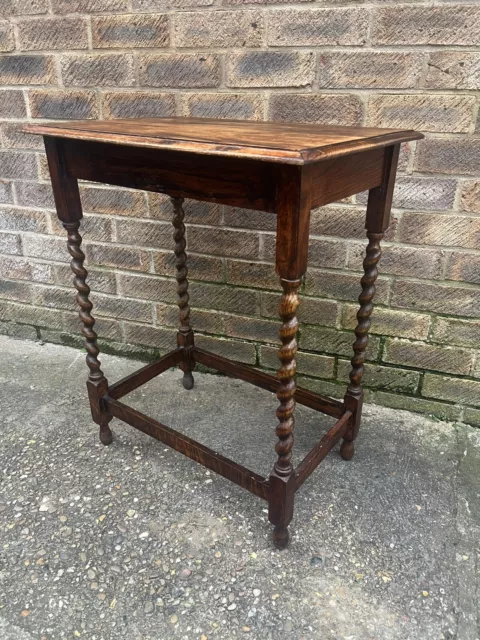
<box><xmin>23</xmin><ymin>117</ymin><xmax>423</xmax><ymax>165</ymax></box>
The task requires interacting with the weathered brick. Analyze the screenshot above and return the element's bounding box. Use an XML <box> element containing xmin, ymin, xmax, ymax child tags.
<box><xmin>422</xmin><ymin>374</ymin><xmax>480</xmax><ymax>408</ymax></box>
<box><xmin>149</xmin><ymin>195</ymin><xmax>221</xmax><ymax>224</ymax></box>
<box><xmin>50</xmin><ymin>213</ymin><xmax>113</xmax><ymax>243</ymax></box>
<box><xmin>15</xmin><ymin>182</ymin><xmax>54</xmax><ymax>208</ymax></box>
<box><xmin>262</xmin><ymin>233</ymin><xmax>347</xmax><ymax>268</ymax></box>
<box><xmin>445</xmin><ymin>252</ymin><xmax>480</xmax><ymax>285</ymax></box>
<box><xmin>426</xmin><ymin>52</ymin><xmax>480</xmax><ymax>91</ymax></box>
<box><xmin>52</xmin><ymin>0</ymin><xmax>128</xmax><ymax>11</ymax></box>
<box><xmin>337</xmin><ymin>360</ymin><xmax>420</xmax><ymax>394</ymax></box>
<box><xmin>0</xmin><ymin>320</ymin><xmax>37</xmax><ymax>340</ymax></box>
<box><xmin>123</xmin><ymin>321</ymin><xmax>176</xmax><ymax>349</ymax></box>
<box><xmin>226</xmin><ymin>51</ymin><xmax>314</xmax><ymax>88</ymax></box>
<box><xmin>17</xmin><ymin>17</ymin><xmax>88</xmax><ymax>51</ymax></box>
<box><xmin>261</xmin><ymin>292</ymin><xmax>339</xmax><ymax>326</ymax></box>
<box><xmin>223</xmin><ymin>207</ymin><xmax>275</xmax><ymax>231</ymax></box>
<box><xmin>92</xmin><ymin>14</ymin><xmax>169</xmax><ymax>49</ymax></box>
<box><xmin>310</xmin><ymin>206</ymin><xmax>396</xmax><ymax>241</ymax></box>
<box><xmin>187</xmin><ymin>227</ymin><xmax>259</xmax><ymax>260</ymax></box>
<box><xmin>89</xmin><ymin>294</ymin><xmax>153</xmax><ymax>323</ymax></box>
<box><xmin>1</xmin><ymin>123</ymin><xmax>44</xmax><ymax>150</ymax></box>
<box><xmin>391</xmin><ymin>177</ymin><xmax>456</xmax><ymax>212</ymax></box>
<box><xmin>318</xmin><ymin>52</ymin><xmax>422</xmax><ymax>89</ymax></box>
<box><xmin>190</xmin><ymin>282</ymin><xmax>258</xmax><ymax>315</ymax></box>
<box><xmin>461</xmin><ymin>181</ymin><xmax>480</xmax><ymax>213</ymax></box>
<box><xmin>347</xmin><ymin>243</ymin><xmax>442</xmax><ymax>280</ymax></box>
<box><xmin>0</xmin><ymin>54</ymin><xmax>56</xmax><ymax>85</ymax></box>
<box><xmin>0</xmin><ymin>206</ymin><xmax>48</xmax><ymax>233</ymax></box>
<box><xmin>432</xmin><ymin>317</ymin><xmax>480</xmax><ymax>350</ymax></box>
<box><xmin>153</xmin><ymin>251</ymin><xmax>223</xmax><ymax>282</ymax></box>
<box><xmin>373</xmin><ymin>6</ymin><xmax>480</xmax><ymax>46</ymax></box>
<box><xmin>223</xmin><ymin>314</ymin><xmax>278</xmax><ymax>343</ymax></box>
<box><xmin>86</xmin><ymin>243</ymin><xmax>150</xmax><ymax>272</ymax></box>
<box><xmin>1</xmin><ymin>0</ymin><xmax>48</xmax><ymax>16</ymax></box>
<box><xmin>342</xmin><ymin>305</ymin><xmax>431</xmax><ymax>341</ymax></box>
<box><xmin>416</xmin><ymin>137</ymin><xmax>480</xmax><ymax>177</ymax></box>
<box><xmin>269</xmin><ymin>93</ymin><xmax>363</xmax><ymax>126</ymax></box>
<box><xmin>116</xmin><ymin>219</ymin><xmax>171</xmax><ymax>249</ymax></box>
<box><xmin>371</xmin><ymin>390</ymin><xmax>461</xmax><ymax>423</ymax></box>
<box><xmin>31</xmin><ymin>283</ymin><xmax>77</xmax><ymax>311</ymax></box>
<box><xmin>175</xmin><ymin>10</ymin><xmax>262</xmax><ymax>48</ymax></box>
<box><xmin>63</xmin><ymin>313</ymin><xmax>121</xmax><ymax>341</ymax></box>
<box><xmin>368</xmin><ymin>94</ymin><xmax>475</xmax><ymax>134</ymax></box>
<box><xmin>183</xmin><ymin>93</ymin><xmax>263</xmax><ymax>121</ymax></box>
<box><xmin>261</xmin><ymin>346</ymin><xmax>335</xmax><ymax>379</ymax></box>
<box><xmin>139</xmin><ymin>53</ymin><xmax>220</xmax><ymax>88</ymax></box>
<box><xmin>160</xmin><ymin>305</ymin><xmax>223</xmax><ymax>335</ymax></box>
<box><xmin>305</xmin><ymin>268</ymin><xmax>390</xmax><ymax>305</ymax></box>
<box><xmin>0</xmin><ymin>180</ymin><xmax>13</xmax><ymax>204</ymax></box>
<box><xmin>226</xmin><ymin>260</ymin><xmax>278</xmax><ymax>290</ymax></box>
<box><xmin>117</xmin><ymin>273</ymin><xmax>176</xmax><ymax>303</ymax></box>
<box><xmin>23</xmin><ymin>234</ymin><xmax>68</xmax><ymax>262</ymax></box>
<box><xmin>268</xmin><ymin>8</ymin><xmax>368</xmax><ymax>46</ymax></box>
<box><xmin>29</xmin><ymin>89</ymin><xmax>98</xmax><ymax>120</ymax></box>
<box><xmin>80</xmin><ymin>186</ymin><xmax>148</xmax><ymax>217</ymax></box>
<box><xmin>61</xmin><ymin>54</ymin><xmax>135</xmax><ymax>87</ymax></box>
<box><xmin>102</xmin><ymin>91</ymin><xmax>175</xmax><ymax>119</ymax></box>
<box><xmin>195</xmin><ymin>334</ymin><xmax>256</xmax><ymax>364</ymax></box>
<box><xmin>300</xmin><ymin>326</ymin><xmax>380</xmax><ymax>360</ymax></box>
<box><xmin>54</xmin><ymin>265</ymin><xmax>116</xmax><ymax>294</ymax></box>
<box><xmin>0</xmin><ymin>91</ymin><xmax>27</xmax><ymax>119</ymax></box>
<box><xmin>400</xmin><ymin>213</ymin><xmax>480</xmax><ymax>250</ymax></box>
<box><xmin>0</xmin><ymin>231</ymin><xmax>21</xmax><ymax>255</ymax></box>
<box><xmin>0</xmin><ymin>21</ymin><xmax>14</xmax><ymax>52</ymax></box>
<box><xmin>134</xmin><ymin>0</ymin><xmax>212</xmax><ymax>9</ymax></box>
<box><xmin>0</xmin><ymin>255</ymin><xmax>39</xmax><ymax>281</ymax></box>
<box><xmin>384</xmin><ymin>337</ymin><xmax>472</xmax><ymax>376</ymax></box>
<box><xmin>392</xmin><ymin>280</ymin><xmax>480</xmax><ymax>319</ymax></box>
<box><xmin>0</xmin><ymin>151</ymin><xmax>37</xmax><ymax>180</ymax></box>
<box><xmin>0</xmin><ymin>278</ymin><xmax>32</xmax><ymax>303</ymax></box>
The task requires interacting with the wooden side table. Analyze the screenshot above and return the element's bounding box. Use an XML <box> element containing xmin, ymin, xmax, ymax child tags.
<box><xmin>24</xmin><ymin>118</ymin><xmax>422</xmax><ymax>549</ymax></box>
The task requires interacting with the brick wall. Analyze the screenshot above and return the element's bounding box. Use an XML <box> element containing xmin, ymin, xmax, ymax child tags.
<box><xmin>0</xmin><ymin>1</ymin><xmax>479</xmax><ymax>425</ymax></box>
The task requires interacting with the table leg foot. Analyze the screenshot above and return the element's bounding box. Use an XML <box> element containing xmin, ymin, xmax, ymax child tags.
<box><xmin>182</xmin><ymin>371</ymin><xmax>194</xmax><ymax>390</ymax></box>
<box><xmin>340</xmin><ymin>439</ymin><xmax>354</xmax><ymax>461</ymax></box>
<box><xmin>99</xmin><ymin>421</ymin><xmax>113</xmax><ymax>446</ymax></box>
<box><xmin>272</xmin><ymin>525</ymin><xmax>289</xmax><ymax>550</ymax></box>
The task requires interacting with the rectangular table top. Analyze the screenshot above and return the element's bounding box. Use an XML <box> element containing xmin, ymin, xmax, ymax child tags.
<box><xmin>23</xmin><ymin>117</ymin><xmax>423</xmax><ymax>165</ymax></box>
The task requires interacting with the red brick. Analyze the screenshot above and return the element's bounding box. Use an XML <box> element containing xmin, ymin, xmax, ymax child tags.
<box><xmin>268</xmin><ymin>8</ymin><xmax>368</xmax><ymax>46</ymax></box>
<box><xmin>368</xmin><ymin>94</ymin><xmax>475</xmax><ymax>134</ymax></box>
<box><xmin>92</xmin><ymin>14</ymin><xmax>169</xmax><ymax>49</ymax></box>
<box><xmin>445</xmin><ymin>252</ymin><xmax>480</xmax><ymax>285</ymax></box>
<box><xmin>17</xmin><ymin>17</ymin><xmax>88</xmax><ymax>51</ymax></box>
<box><xmin>318</xmin><ymin>52</ymin><xmax>422</xmax><ymax>89</ymax></box>
<box><xmin>54</xmin><ymin>265</ymin><xmax>116</xmax><ymax>294</ymax></box>
<box><xmin>226</xmin><ymin>51</ymin><xmax>314</xmax><ymax>88</ymax></box>
<box><xmin>175</xmin><ymin>10</ymin><xmax>263</xmax><ymax>48</ymax></box>
<box><xmin>269</xmin><ymin>93</ymin><xmax>363</xmax><ymax>126</ymax></box>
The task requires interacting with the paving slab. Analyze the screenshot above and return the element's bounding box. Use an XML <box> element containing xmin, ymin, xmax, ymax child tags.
<box><xmin>0</xmin><ymin>335</ymin><xmax>478</xmax><ymax>640</ymax></box>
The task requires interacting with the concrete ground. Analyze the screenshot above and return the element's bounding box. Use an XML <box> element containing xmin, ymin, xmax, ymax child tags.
<box><xmin>0</xmin><ymin>335</ymin><xmax>478</xmax><ymax>640</ymax></box>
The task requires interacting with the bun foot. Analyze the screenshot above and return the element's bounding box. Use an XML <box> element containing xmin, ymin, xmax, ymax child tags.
<box><xmin>340</xmin><ymin>440</ymin><xmax>354</xmax><ymax>461</ymax></box>
<box><xmin>272</xmin><ymin>525</ymin><xmax>289</xmax><ymax>550</ymax></box>
<box><xmin>99</xmin><ymin>423</ymin><xmax>113</xmax><ymax>446</ymax></box>
<box><xmin>182</xmin><ymin>371</ymin><xmax>194</xmax><ymax>390</ymax></box>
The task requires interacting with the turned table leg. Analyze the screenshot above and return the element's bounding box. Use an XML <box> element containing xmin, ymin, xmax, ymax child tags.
<box><xmin>269</xmin><ymin>278</ymin><xmax>301</xmax><ymax>549</ymax></box>
<box><xmin>341</xmin><ymin>232</ymin><xmax>383</xmax><ymax>461</ymax></box>
<box><xmin>64</xmin><ymin>221</ymin><xmax>113</xmax><ymax>445</ymax></box>
<box><xmin>171</xmin><ymin>196</ymin><xmax>195</xmax><ymax>390</ymax></box>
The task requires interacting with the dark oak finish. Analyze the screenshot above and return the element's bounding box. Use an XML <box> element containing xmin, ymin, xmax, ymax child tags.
<box><xmin>25</xmin><ymin>117</ymin><xmax>422</xmax><ymax>550</ymax></box>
